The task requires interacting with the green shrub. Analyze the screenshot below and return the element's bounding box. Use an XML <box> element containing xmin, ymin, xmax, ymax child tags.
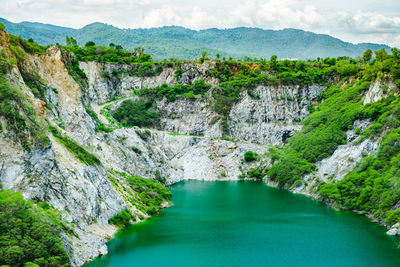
<box><xmin>0</xmin><ymin>190</ymin><xmax>70</xmax><ymax>267</ymax></box>
<box><xmin>318</xmin><ymin>183</ymin><xmax>341</xmax><ymax>201</ymax></box>
<box><xmin>268</xmin><ymin>148</ymin><xmax>315</xmax><ymax>186</ymax></box>
<box><xmin>108</xmin><ymin>209</ymin><xmax>133</xmax><ymax>227</ymax></box>
<box><xmin>244</xmin><ymin>151</ymin><xmax>257</xmax><ymax>162</ymax></box>
<box><xmin>49</xmin><ymin>126</ymin><xmax>100</xmax><ymax>165</ymax></box>
<box><xmin>130</xmin><ymin>146</ymin><xmax>142</xmax><ymax>154</ymax></box>
<box><xmin>108</xmin><ymin>170</ymin><xmax>171</xmax><ymax>217</ymax></box>
<box><xmin>247</xmin><ymin>168</ymin><xmax>265</xmax><ymax>180</ymax></box>
<box><xmin>386</xmin><ymin>209</ymin><xmax>400</xmax><ymax>225</ymax></box>
<box><xmin>113</xmin><ymin>99</ymin><xmax>160</xmax><ymax>127</ymax></box>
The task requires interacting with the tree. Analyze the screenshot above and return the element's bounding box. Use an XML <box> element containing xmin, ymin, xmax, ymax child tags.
<box><xmin>0</xmin><ymin>22</ymin><xmax>5</xmax><ymax>30</ymax></box>
<box><xmin>216</xmin><ymin>53</ymin><xmax>220</xmax><ymax>60</ymax></box>
<box><xmin>270</xmin><ymin>55</ymin><xmax>278</xmax><ymax>70</ymax></box>
<box><xmin>391</xmin><ymin>48</ymin><xmax>400</xmax><ymax>60</ymax></box>
<box><xmin>109</xmin><ymin>43</ymin><xmax>115</xmax><ymax>48</ymax></box>
<box><xmin>363</xmin><ymin>49</ymin><xmax>372</xmax><ymax>63</ymax></box>
<box><xmin>375</xmin><ymin>49</ymin><xmax>388</xmax><ymax>62</ymax></box>
<box><xmin>65</xmin><ymin>36</ymin><xmax>77</xmax><ymax>47</ymax></box>
<box><xmin>84</xmin><ymin>41</ymin><xmax>96</xmax><ymax>47</ymax></box>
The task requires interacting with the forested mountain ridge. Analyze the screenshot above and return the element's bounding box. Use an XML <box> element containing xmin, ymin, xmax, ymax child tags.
<box><xmin>0</xmin><ymin>18</ymin><xmax>391</xmax><ymax>60</ymax></box>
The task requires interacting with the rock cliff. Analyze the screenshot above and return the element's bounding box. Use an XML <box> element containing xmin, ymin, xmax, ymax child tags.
<box><xmin>0</xmin><ymin>29</ymin><xmax>398</xmax><ymax>266</ymax></box>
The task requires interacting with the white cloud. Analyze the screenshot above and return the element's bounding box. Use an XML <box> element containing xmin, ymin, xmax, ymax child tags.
<box><xmin>230</xmin><ymin>0</ymin><xmax>324</xmax><ymax>29</ymax></box>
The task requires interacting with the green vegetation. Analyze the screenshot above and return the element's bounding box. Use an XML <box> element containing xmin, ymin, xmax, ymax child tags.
<box><xmin>136</xmin><ymin>79</ymin><xmax>211</xmax><ymax>102</ymax></box>
<box><xmin>0</xmin><ymin>51</ymin><xmax>46</xmax><ymax>148</ymax></box>
<box><xmin>318</xmin><ymin>128</ymin><xmax>400</xmax><ymax>224</ymax></box>
<box><xmin>130</xmin><ymin>146</ymin><xmax>142</xmax><ymax>154</ymax></box>
<box><xmin>244</xmin><ymin>151</ymin><xmax>257</xmax><ymax>162</ymax></box>
<box><xmin>113</xmin><ymin>99</ymin><xmax>160</xmax><ymax>127</ymax></box>
<box><xmin>135</xmin><ymin>129</ymin><xmax>151</xmax><ymax>141</ymax></box>
<box><xmin>9</xmin><ymin>34</ymin><xmax>47</xmax><ymax>55</ymax></box>
<box><xmin>64</xmin><ymin>36</ymin><xmax>152</xmax><ymax>65</ymax></box>
<box><xmin>20</xmin><ymin>69</ymin><xmax>49</xmax><ymax>102</ymax></box>
<box><xmin>108</xmin><ymin>170</ymin><xmax>171</xmax><ymax>221</ymax></box>
<box><xmin>85</xmin><ymin>106</ymin><xmax>113</xmax><ymax>132</ymax></box>
<box><xmin>260</xmin><ymin>48</ymin><xmax>400</xmax><ymax>225</ymax></box>
<box><xmin>0</xmin><ymin>190</ymin><xmax>70</xmax><ymax>267</ymax></box>
<box><xmin>1</xmin><ymin>19</ymin><xmax>390</xmax><ymax>60</ymax></box>
<box><xmin>49</xmin><ymin>125</ymin><xmax>100</xmax><ymax>165</ymax></box>
<box><xmin>108</xmin><ymin>209</ymin><xmax>133</xmax><ymax>227</ymax></box>
<box><xmin>125</xmin><ymin>174</ymin><xmax>171</xmax><ymax>215</ymax></box>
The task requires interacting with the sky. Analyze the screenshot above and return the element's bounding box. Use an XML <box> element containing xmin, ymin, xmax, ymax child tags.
<box><xmin>0</xmin><ymin>0</ymin><xmax>399</xmax><ymax>47</ymax></box>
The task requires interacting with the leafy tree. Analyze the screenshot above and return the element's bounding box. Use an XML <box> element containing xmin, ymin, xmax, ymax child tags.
<box><xmin>374</xmin><ymin>49</ymin><xmax>388</xmax><ymax>62</ymax></box>
<box><xmin>270</xmin><ymin>55</ymin><xmax>278</xmax><ymax>70</ymax></box>
<box><xmin>391</xmin><ymin>48</ymin><xmax>400</xmax><ymax>59</ymax></box>
<box><xmin>65</xmin><ymin>36</ymin><xmax>77</xmax><ymax>47</ymax></box>
<box><xmin>84</xmin><ymin>41</ymin><xmax>96</xmax><ymax>47</ymax></box>
<box><xmin>362</xmin><ymin>49</ymin><xmax>372</xmax><ymax>63</ymax></box>
<box><xmin>112</xmin><ymin>99</ymin><xmax>160</xmax><ymax>127</ymax></box>
<box><xmin>0</xmin><ymin>190</ymin><xmax>70</xmax><ymax>266</ymax></box>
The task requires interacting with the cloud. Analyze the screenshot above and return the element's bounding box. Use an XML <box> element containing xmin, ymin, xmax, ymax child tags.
<box><xmin>346</xmin><ymin>12</ymin><xmax>400</xmax><ymax>34</ymax></box>
<box><xmin>230</xmin><ymin>0</ymin><xmax>324</xmax><ymax>30</ymax></box>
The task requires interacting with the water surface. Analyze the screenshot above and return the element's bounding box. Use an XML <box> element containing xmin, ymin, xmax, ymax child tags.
<box><xmin>87</xmin><ymin>181</ymin><xmax>400</xmax><ymax>267</ymax></box>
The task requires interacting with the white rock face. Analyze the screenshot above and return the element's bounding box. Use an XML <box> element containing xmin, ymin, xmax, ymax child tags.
<box><xmin>158</xmin><ymin>84</ymin><xmax>324</xmax><ymax>145</ymax></box>
<box><xmin>317</xmin><ymin>139</ymin><xmax>378</xmax><ymax>182</ymax></box>
<box><xmin>387</xmin><ymin>223</ymin><xmax>400</xmax><ymax>236</ymax></box>
<box><xmin>81</xmin><ymin>61</ymin><xmax>324</xmax><ymax>146</ymax></box>
<box><xmin>363</xmin><ymin>80</ymin><xmax>397</xmax><ymax>105</ymax></box>
<box><xmin>80</xmin><ymin>61</ymin><xmax>218</xmax><ymax>104</ymax></box>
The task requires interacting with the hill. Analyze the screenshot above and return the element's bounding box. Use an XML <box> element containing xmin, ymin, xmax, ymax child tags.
<box><xmin>0</xmin><ymin>17</ymin><xmax>391</xmax><ymax>60</ymax></box>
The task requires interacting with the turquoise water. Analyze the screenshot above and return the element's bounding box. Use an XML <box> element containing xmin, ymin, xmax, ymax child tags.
<box><xmin>87</xmin><ymin>181</ymin><xmax>400</xmax><ymax>267</ymax></box>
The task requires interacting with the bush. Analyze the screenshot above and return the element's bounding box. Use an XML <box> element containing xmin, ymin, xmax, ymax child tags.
<box><xmin>0</xmin><ymin>190</ymin><xmax>70</xmax><ymax>267</ymax></box>
<box><xmin>113</xmin><ymin>99</ymin><xmax>160</xmax><ymax>127</ymax></box>
<box><xmin>108</xmin><ymin>170</ymin><xmax>171</xmax><ymax>217</ymax></box>
<box><xmin>244</xmin><ymin>151</ymin><xmax>257</xmax><ymax>162</ymax></box>
<box><xmin>318</xmin><ymin>183</ymin><xmax>341</xmax><ymax>201</ymax></box>
<box><xmin>268</xmin><ymin>149</ymin><xmax>315</xmax><ymax>186</ymax></box>
<box><xmin>247</xmin><ymin>168</ymin><xmax>264</xmax><ymax>180</ymax></box>
<box><xmin>386</xmin><ymin>209</ymin><xmax>400</xmax><ymax>225</ymax></box>
<box><xmin>108</xmin><ymin>209</ymin><xmax>133</xmax><ymax>227</ymax></box>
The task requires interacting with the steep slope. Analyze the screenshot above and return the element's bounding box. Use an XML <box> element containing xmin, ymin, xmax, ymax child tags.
<box><xmin>0</xmin><ymin>27</ymin><xmax>399</xmax><ymax>267</ymax></box>
<box><xmin>0</xmin><ymin>18</ymin><xmax>391</xmax><ymax>60</ymax></box>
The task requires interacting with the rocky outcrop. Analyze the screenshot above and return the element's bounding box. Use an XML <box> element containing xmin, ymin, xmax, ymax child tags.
<box><xmin>80</xmin><ymin>61</ymin><xmax>218</xmax><ymax>104</ymax></box>
<box><xmin>363</xmin><ymin>79</ymin><xmax>398</xmax><ymax>105</ymax></box>
<box><xmin>387</xmin><ymin>223</ymin><xmax>400</xmax><ymax>236</ymax></box>
<box><xmin>81</xmin><ymin>61</ymin><xmax>324</xmax><ymax>146</ymax></box>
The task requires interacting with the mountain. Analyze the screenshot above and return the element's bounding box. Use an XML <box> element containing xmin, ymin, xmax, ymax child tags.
<box><xmin>0</xmin><ymin>17</ymin><xmax>391</xmax><ymax>60</ymax></box>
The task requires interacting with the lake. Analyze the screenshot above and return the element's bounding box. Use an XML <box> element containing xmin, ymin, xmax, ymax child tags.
<box><xmin>86</xmin><ymin>180</ymin><xmax>400</xmax><ymax>267</ymax></box>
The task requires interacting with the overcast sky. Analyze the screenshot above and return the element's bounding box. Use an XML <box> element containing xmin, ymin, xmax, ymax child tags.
<box><xmin>1</xmin><ymin>0</ymin><xmax>399</xmax><ymax>47</ymax></box>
